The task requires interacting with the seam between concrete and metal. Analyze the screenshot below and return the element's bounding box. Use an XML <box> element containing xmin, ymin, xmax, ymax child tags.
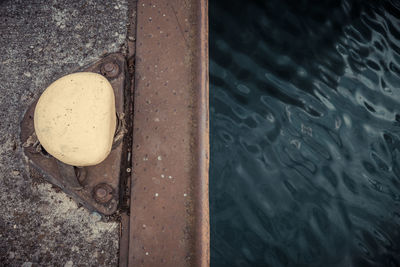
<box><xmin>118</xmin><ymin>0</ymin><xmax>138</xmax><ymax>266</ymax></box>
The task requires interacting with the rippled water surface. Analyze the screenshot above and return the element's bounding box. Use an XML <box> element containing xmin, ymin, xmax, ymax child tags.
<box><xmin>210</xmin><ymin>0</ymin><xmax>400</xmax><ymax>266</ymax></box>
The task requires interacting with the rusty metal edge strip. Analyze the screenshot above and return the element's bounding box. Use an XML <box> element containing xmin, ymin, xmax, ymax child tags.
<box><xmin>126</xmin><ymin>0</ymin><xmax>209</xmax><ymax>265</ymax></box>
<box><xmin>194</xmin><ymin>0</ymin><xmax>210</xmax><ymax>266</ymax></box>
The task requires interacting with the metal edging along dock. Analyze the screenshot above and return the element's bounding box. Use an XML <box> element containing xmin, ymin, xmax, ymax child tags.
<box><xmin>124</xmin><ymin>0</ymin><xmax>209</xmax><ymax>266</ymax></box>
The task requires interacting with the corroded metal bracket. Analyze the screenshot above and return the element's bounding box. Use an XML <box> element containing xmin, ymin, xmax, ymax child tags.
<box><xmin>20</xmin><ymin>53</ymin><xmax>128</xmax><ymax>215</ymax></box>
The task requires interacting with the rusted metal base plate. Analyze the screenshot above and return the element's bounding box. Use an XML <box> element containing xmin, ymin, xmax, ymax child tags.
<box><xmin>126</xmin><ymin>0</ymin><xmax>209</xmax><ymax>266</ymax></box>
<box><xmin>20</xmin><ymin>53</ymin><xmax>128</xmax><ymax>215</ymax></box>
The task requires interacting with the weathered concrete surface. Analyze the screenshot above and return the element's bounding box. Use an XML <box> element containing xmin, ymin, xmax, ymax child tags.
<box><xmin>0</xmin><ymin>0</ymin><xmax>128</xmax><ymax>265</ymax></box>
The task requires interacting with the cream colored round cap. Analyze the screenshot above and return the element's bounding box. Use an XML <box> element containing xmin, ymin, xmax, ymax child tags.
<box><xmin>34</xmin><ymin>72</ymin><xmax>116</xmax><ymax>166</ymax></box>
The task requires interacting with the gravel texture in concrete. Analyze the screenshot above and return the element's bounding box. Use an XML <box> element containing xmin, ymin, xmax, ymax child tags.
<box><xmin>0</xmin><ymin>0</ymin><xmax>128</xmax><ymax>265</ymax></box>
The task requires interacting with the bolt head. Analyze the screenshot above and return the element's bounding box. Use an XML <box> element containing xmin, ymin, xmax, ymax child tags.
<box><xmin>95</xmin><ymin>187</ymin><xmax>107</xmax><ymax>198</ymax></box>
<box><xmin>101</xmin><ymin>62</ymin><xmax>120</xmax><ymax>78</ymax></box>
<box><xmin>104</xmin><ymin>62</ymin><xmax>116</xmax><ymax>72</ymax></box>
<box><xmin>93</xmin><ymin>183</ymin><xmax>113</xmax><ymax>203</ymax></box>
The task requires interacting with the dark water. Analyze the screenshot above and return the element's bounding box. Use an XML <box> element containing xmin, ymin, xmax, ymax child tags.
<box><xmin>210</xmin><ymin>0</ymin><xmax>400</xmax><ymax>266</ymax></box>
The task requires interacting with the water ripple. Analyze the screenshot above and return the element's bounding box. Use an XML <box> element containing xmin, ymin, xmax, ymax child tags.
<box><xmin>210</xmin><ymin>0</ymin><xmax>400</xmax><ymax>266</ymax></box>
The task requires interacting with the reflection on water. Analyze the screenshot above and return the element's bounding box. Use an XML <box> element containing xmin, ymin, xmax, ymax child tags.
<box><xmin>210</xmin><ymin>0</ymin><xmax>400</xmax><ymax>266</ymax></box>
